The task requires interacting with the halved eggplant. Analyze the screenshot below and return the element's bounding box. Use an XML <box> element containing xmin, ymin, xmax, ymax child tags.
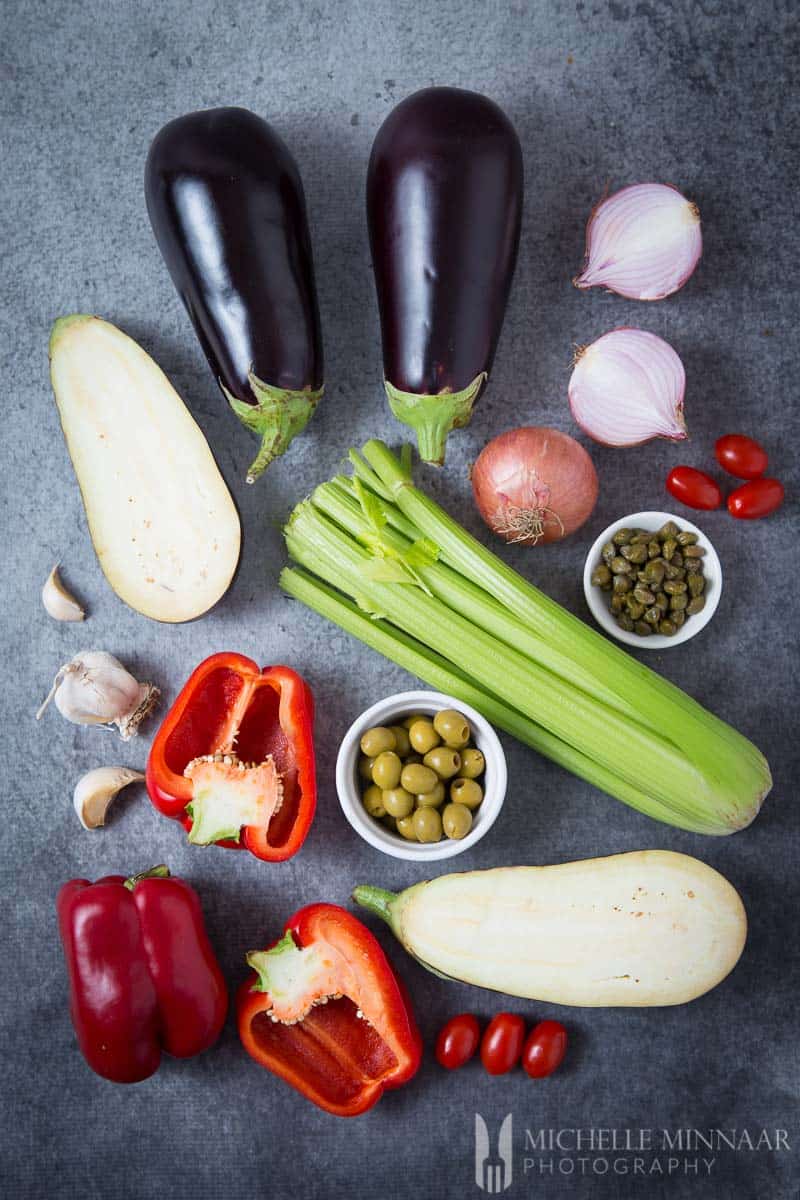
<box><xmin>49</xmin><ymin>315</ymin><xmax>241</xmax><ymax>622</ymax></box>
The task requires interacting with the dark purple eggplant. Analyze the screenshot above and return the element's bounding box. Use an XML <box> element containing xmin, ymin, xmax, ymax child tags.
<box><xmin>145</xmin><ymin>107</ymin><xmax>323</xmax><ymax>483</ymax></box>
<box><xmin>367</xmin><ymin>87</ymin><xmax>523</xmax><ymax>465</ymax></box>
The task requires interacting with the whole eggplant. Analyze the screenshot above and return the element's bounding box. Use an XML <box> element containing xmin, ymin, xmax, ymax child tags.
<box><xmin>367</xmin><ymin>87</ymin><xmax>523</xmax><ymax>465</ymax></box>
<box><xmin>145</xmin><ymin>107</ymin><xmax>323</xmax><ymax>483</ymax></box>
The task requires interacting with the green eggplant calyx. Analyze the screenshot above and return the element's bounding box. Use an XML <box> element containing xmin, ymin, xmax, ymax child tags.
<box><xmin>351</xmin><ymin>885</ymin><xmax>397</xmax><ymax>925</ymax></box>
<box><xmin>384</xmin><ymin>372</ymin><xmax>487</xmax><ymax>466</ymax></box>
<box><xmin>225</xmin><ymin>373</ymin><xmax>324</xmax><ymax>484</ymax></box>
<box><xmin>123</xmin><ymin>864</ymin><xmax>170</xmax><ymax>891</ymax></box>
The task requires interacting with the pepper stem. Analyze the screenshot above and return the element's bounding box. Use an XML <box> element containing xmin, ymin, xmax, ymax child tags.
<box><xmin>225</xmin><ymin>373</ymin><xmax>324</xmax><ymax>484</ymax></box>
<box><xmin>384</xmin><ymin>372</ymin><xmax>486</xmax><ymax>465</ymax></box>
<box><xmin>352</xmin><ymin>885</ymin><xmax>397</xmax><ymax>926</ymax></box>
<box><xmin>124</xmin><ymin>864</ymin><xmax>170</xmax><ymax>891</ymax></box>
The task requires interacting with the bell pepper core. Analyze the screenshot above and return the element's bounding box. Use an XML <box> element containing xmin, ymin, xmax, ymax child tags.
<box><xmin>146</xmin><ymin>652</ymin><xmax>316</xmax><ymax>861</ymax></box>
<box><xmin>237</xmin><ymin>903</ymin><xmax>422</xmax><ymax>1116</ymax></box>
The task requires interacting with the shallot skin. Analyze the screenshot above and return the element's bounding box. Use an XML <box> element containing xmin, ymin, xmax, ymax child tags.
<box><xmin>471</xmin><ymin>427</ymin><xmax>599</xmax><ymax>546</ymax></box>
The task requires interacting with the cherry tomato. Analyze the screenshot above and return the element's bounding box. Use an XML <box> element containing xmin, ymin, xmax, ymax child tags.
<box><xmin>480</xmin><ymin>1013</ymin><xmax>525</xmax><ymax>1075</ymax></box>
<box><xmin>435</xmin><ymin>1014</ymin><xmax>481</xmax><ymax>1070</ymax></box>
<box><xmin>522</xmin><ymin>1020</ymin><xmax>568</xmax><ymax>1079</ymax></box>
<box><xmin>715</xmin><ymin>434</ymin><xmax>768</xmax><ymax>480</ymax></box>
<box><xmin>727</xmin><ymin>478</ymin><xmax>784</xmax><ymax>520</ymax></box>
<box><xmin>665</xmin><ymin>465</ymin><xmax>722</xmax><ymax>510</ymax></box>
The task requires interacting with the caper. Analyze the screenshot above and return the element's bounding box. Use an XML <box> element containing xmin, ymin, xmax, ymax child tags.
<box><xmin>662</xmin><ymin>538</ymin><xmax>677</xmax><ymax>561</ymax></box>
<box><xmin>685</xmin><ymin>558</ymin><xmax>703</xmax><ymax>575</ymax></box>
<box><xmin>389</xmin><ymin>725</ymin><xmax>411</xmax><ymax>757</ymax></box>
<box><xmin>613</xmin><ymin>527</ymin><xmax>633</xmax><ymax>545</ymax></box>
<box><xmin>672</xmin><ymin>609</ymin><xmax>686</xmax><ymax>628</ymax></box>
<box><xmin>669</xmin><ymin>592</ymin><xmax>688</xmax><ymax>612</ymax></box>
<box><xmin>416</xmin><ymin>781</ymin><xmax>446</xmax><ymax>807</ymax></box>
<box><xmin>688</xmin><ymin>574</ymin><xmax>705</xmax><ymax>597</ymax></box>
<box><xmin>613</xmin><ymin>574</ymin><xmax>633</xmax><ymax>594</ymax></box>
<box><xmin>363</xmin><ymin>785</ymin><xmax>386</xmax><ymax>818</ymax></box>
<box><xmin>663</xmin><ymin>580</ymin><xmax>687</xmax><ymax>595</ymax></box>
<box><xmin>658</xmin><ymin>521</ymin><xmax>679</xmax><ymax>539</ymax></box>
<box><xmin>433</xmin><ymin>709</ymin><xmax>471</xmax><ymax>748</ymax></box>
<box><xmin>442</xmin><ymin>802</ymin><xmax>473</xmax><ymax>840</ymax></box>
<box><xmin>658</xmin><ymin>619</ymin><xmax>677</xmax><ymax>636</ymax></box>
<box><xmin>647</xmin><ymin>540</ymin><xmax>661</xmax><ymax>559</ymax></box>
<box><xmin>644</xmin><ymin>605</ymin><xmax>661</xmax><ymax>625</ymax></box>
<box><xmin>630</xmin><ymin>531</ymin><xmax>651</xmax><ymax>545</ymax></box>
<box><xmin>644</xmin><ymin>560</ymin><xmax>665</xmax><ymax>587</ymax></box>
<box><xmin>400</xmin><ymin>762</ymin><xmax>439</xmax><ymax>794</ymax></box>
<box><xmin>591</xmin><ymin>564</ymin><xmax>613</xmax><ymax>589</ymax></box>
<box><xmin>458</xmin><ymin>748</ymin><xmax>485</xmax><ymax>779</ymax></box>
<box><xmin>634</xmin><ymin>620</ymin><xmax>652</xmax><ymax>636</ymax></box>
<box><xmin>360</xmin><ymin>726</ymin><xmax>396</xmax><ymax>757</ymax></box>
<box><xmin>670</xmin><ymin>551</ymin><xmax>684</xmax><ymax>568</ymax></box>
<box><xmin>621</xmin><ymin>543</ymin><xmax>648</xmax><ymax>564</ymax></box>
<box><xmin>408</xmin><ymin>719</ymin><xmax>440</xmax><ymax>754</ymax></box>
<box><xmin>424</xmin><ymin>746</ymin><xmax>462</xmax><ymax>780</ymax></box>
<box><xmin>633</xmin><ymin>586</ymin><xmax>655</xmax><ymax>605</ymax></box>
<box><xmin>610</xmin><ymin>556</ymin><xmax>632</xmax><ymax>575</ymax></box>
<box><xmin>677</xmin><ymin>531</ymin><xmax>698</xmax><ymax>546</ymax></box>
<box><xmin>683</xmin><ymin>544</ymin><xmax>706</xmax><ymax>558</ymax></box>
<box><xmin>626</xmin><ymin>600</ymin><xmax>645</xmax><ymax>620</ymax></box>
<box><xmin>686</xmin><ymin>595</ymin><xmax>706</xmax><ymax>616</ymax></box>
<box><xmin>382</xmin><ymin>786</ymin><xmax>414</xmax><ymax>818</ymax></box>
<box><xmin>396</xmin><ymin>814</ymin><xmax>417</xmax><ymax>841</ymax></box>
<box><xmin>601</xmin><ymin>540</ymin><xmax>617</xmax><ymax>564</ymax></box>
<box><xmin>372</xmin><ymin>751</ymin><xmax>402</xmax><ymax>790</ymax></box>
<box><xmin>402</xmin><ymin>713</ymin><xmax>425</xmax><ymax>729</ymax></box>
<box><xmin>663</xmin><ymin>560</ymin><xmax>681</xmax><ymax>580</ymax></box>
<box><xmin>610</xmin><ymin>594</ymin><xmax>625</xmax><ymax>613</ymax></box>
<box><xmin>450</xmin><ymin>778</ymin><xmax>483</xmax><ymax>809</ymax></box>
<box><xmin>358</xmin><ymin>755</ymin><xmax>376</xmax><ymax>781</ymax></box>
<box><xmin>617</xmin><ymin>612</ymin><xmax>635</xmax><ymax>632</ymax></box>
<box><xmin>413</xmin><ymin>806</ymin><xmax>442</xmax><ymax>843</ymax></box>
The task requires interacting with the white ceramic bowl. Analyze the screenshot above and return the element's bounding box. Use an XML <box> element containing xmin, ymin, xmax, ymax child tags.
<box><xmin>336</xmin><ymin>690</ymin><xmax>507</xmax><ymax>861</ymax></box>
<box><xmin>583</xmin><ymin>511</ymin><xmax>722</xmax><ymax>650</ymax></box>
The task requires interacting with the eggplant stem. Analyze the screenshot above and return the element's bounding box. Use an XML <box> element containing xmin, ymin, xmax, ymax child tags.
<box><xmin>226</xmin><ymin>375</ymin><xmax>324</xmax><ymax>483</ymax></box>
<box><xmin>384</xmin><ymin>373</ymin><xmax>486</xmax><ymax>465</ymax></box>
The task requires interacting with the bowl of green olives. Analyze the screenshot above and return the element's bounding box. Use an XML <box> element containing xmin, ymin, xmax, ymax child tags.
<box><xmin>583</xmin><ymin>511</ymin><xmax>722</xmax><ymax>649</ymax></box>
<box><xmin>336</xmin><ymin>691</ymin><xmax>507</xmax><ymax>860</ymax></box>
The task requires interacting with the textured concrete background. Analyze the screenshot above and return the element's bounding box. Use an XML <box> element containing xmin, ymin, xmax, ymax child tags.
<box><xmin>2</xmin><ymin>1</ymin><xmax>798</xmax><ymax>1197</ymax></box>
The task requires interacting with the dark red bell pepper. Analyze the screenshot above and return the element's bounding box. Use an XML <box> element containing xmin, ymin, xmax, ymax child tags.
<box><xmin>57</xmin><ymin>865</ymin><xmax>227</xmax><ymax>1084</ymax></box>
<box><xmin>237</xmin><ymin>903</ymin><xmax>422</xmax><ymax>1116</ymax></box>
<box><xmin>146</xmin><ymin>652</ymin><xmax>315</xmax><ymax>861</ymax></box>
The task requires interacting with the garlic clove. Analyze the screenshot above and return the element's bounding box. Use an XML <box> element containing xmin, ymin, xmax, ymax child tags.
<box><xmin>73</xmin><ymin>766</ymin><xmax>145</xmax><ymax>829</ymax></box>
<box><xmin>42</xmin><ymin>564</ymin><xmax>85</xmax><ymax>622</ymax></box>
<box><xmin>36</xmin><ymin>649</ymin><xmax>159</xmax><ymax>738</ymax></box>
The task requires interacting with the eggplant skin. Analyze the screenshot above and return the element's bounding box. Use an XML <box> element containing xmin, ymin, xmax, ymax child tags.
<box><xmin>367</xmin><ymin>87</ymin><xmax>523</xmax><ymax>398</ymax></box>
<box><xmin>145</xmin><ymin>107</ymin><xmax>323</xmax><ymax>404</ymax></box>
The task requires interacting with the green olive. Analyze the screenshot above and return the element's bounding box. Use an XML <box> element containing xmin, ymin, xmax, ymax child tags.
<box><xmin>371</xmin><ymin>751</ymin><xmax>402</xmax><ymax>790</ymax></box>
<box><xmin>400</xmin><ymin>762</ymin><xmax>439</xmax><ymax>795</ymax></box>
<box><xmin>362</xmin><ymin>785</ymin><xmax>386</xmax><ymax>818</ymax></box>
<box><xmin>450</xmin><ymin>777</ymin><xmax>483</xmax><ymax>809</ymax></box>
<box><xmin>442</xmin><ymin>802</ymin><xmax>473</xmax><ymax>840</ymax></box>
<box><xmin>416</xmin><ymin>781</ymin><xmax>445</xmax><ymax>807</ymax></box>
<box><xmin>396</xmin><ymin>814</ymin><xmax>417</xmax><ymax>841</ymax></box>
<box><xmin>412</xmin><ymin>806</ymin><xmax>443</xmax><ymax>843</ymax></box>
<box><xmin>401</xmin><ymin>713</ymin><xmax>425</xmax><ymax>729</ymax></box>
<box><xmin>389</xmin><ymin>725</ymin><xmax>411</xmax><ymax>757</ymax></box>
<box><xmin>423</xmin><ymin>747</ymin><xmax>462</xmax><ymax>780</ymax></box>
<box><xmin>360</xmin><ymin>726</ymin><xmax>396</xmax><ymax>757</ymax></box>
<box><xmin>382</xmin><ymin>786</ymin><xmax>415</xmax><ymax>818</ymax></box>
<box><xmin>458</xmin><ymin>748</ymin><xmax>485</xmax><ymax>779</ymax></box>
<box><xmin>408</xmin><ymin>718</ymin><xmax>440</xmax><ymax>754</ymax></box>
<box><xmin>358</xmin><ymin>755</ymin><xmax>375</xmax><ymax>781</ymax></box>
<box><xmin>432</xmin><ymin>708</ymin><xmax>471</xmax><ymax>748</ymax></box>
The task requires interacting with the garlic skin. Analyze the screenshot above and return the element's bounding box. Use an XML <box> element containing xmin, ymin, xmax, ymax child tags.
<box><xmin>569</xmin><ymin>328</ymin><xmax>687</xmax><ymax>447</ymax></box>
<box><xmin>73</xmin><ymin>766</ymin><xmax>145</xmax><ymax>829</ymax></box>
<box><xmin>42</xmin><ymin>565</ymin><xmax>85</xmax><ymax>622</ymax></box>
<box><xmin>36</xmin><ymin>650</ymin><xmax>159</xmax><ymax>740</ymax></box>
<box><xmin>574</xmin><ymin>183</ymin><xmax>702</xmax><ymax>301</ymax></box>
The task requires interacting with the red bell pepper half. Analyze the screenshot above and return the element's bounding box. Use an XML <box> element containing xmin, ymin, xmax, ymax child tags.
<box><xmin>146</xmin><ymin>652</ymin><xmax>316</xmax><ymax>861</ymax></box>
<box><xmin>238</xmin><ymin>904</ymin><xmax>422</xmax><ymax>1116</ymax></box>
<box><xmin>57</xmin><ymin>865</ymin><xmax>227</xmax><ymax>1084</ymax></box>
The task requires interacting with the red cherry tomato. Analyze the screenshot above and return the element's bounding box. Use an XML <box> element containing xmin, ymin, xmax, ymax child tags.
<box><xmin>727</xmin><ymin>478</ymin><xmax>784</xmax><ymax>520</ymax></box>
<box><xmin>522</xmin><ymin>1020</ymin><xmax>568</xmax><ymax>1079</ymax></box>
<box><xmin>435</xmin><ymin>1014</ymin><xmax>481</xmax><ymax>1070</ymax></box>
<box><xmin>480</xmin><ymin>1013</ymin><xmax>525</xmax><ymax>1075</ymax></box>
<box><xmin>715</xmin><ymin>434</ymin><xmax>768</xmax><ymax>480</ymax></box>
<box><xmin>665</xmin><ymin>466</ymin><xmax>722</xmax><ymax>511</ymax></box>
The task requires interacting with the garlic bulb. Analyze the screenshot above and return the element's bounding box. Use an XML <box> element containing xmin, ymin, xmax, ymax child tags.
<box><xmin>36</xmin><ymin>650</ymin><xmax>159</xmax><ymax>739</ymax></box>
<box><xmin>73</xmin><ymin>766</ymin><xmax>145</xmax><ymax>829</ymax></box>
<box><xmin>42</xmin><ymin>565</ymin><xmax>85</xmax><ymax>621</ymax></box>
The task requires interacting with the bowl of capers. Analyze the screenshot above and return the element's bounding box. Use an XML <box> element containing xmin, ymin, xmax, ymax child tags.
<box><xmin>583</xmin><ymin>511</ymin><xmax>722</xmax><ymax>649</ymax></box>
<box><xmin>336</xmin><ymin>691</ymin><xmax>507</xmax><ymax>861</ymax></box>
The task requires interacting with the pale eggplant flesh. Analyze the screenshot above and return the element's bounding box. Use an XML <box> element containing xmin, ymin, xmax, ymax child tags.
<box><xmin>49</xmin><ymin>315</ymin><xmax>241</xmax><ymax>623</ymax></box>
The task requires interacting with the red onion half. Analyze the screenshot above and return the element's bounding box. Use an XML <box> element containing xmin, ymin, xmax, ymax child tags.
<box><xmin>471</xmin><ymin>427</ymin><xmax>599</xmax><ymax>546</ymax></box>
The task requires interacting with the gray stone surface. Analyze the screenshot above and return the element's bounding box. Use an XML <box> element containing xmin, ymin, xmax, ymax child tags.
<box><xmin>2</xmin><ymin>1</ymin><xmax>798</xmax><ymax>1197</ymax></box>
